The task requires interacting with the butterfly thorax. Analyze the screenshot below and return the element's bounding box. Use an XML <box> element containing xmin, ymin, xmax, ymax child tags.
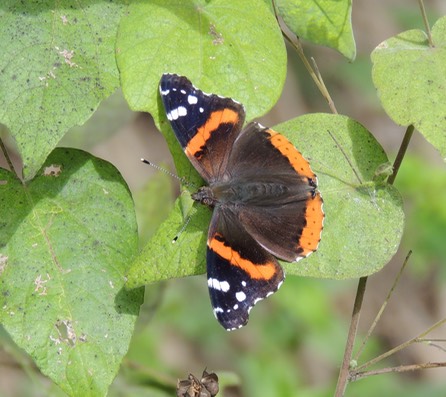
<box><xmin>192</xmin><ymin>179</ymin><xmax>314</xmax><ymax>208</ymax></box>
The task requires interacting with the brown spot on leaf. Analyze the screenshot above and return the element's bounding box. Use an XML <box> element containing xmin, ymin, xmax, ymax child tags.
<box><xmin>43</xmin><ymin>164</ymin><xmax>62</xmax><ymax>176</ymax></box>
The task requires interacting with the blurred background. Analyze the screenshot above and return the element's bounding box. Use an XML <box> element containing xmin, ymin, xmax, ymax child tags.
<box><xmin>1</xmin><ymin>0</ymin><xmax>446</xmax><ymax>396</ymax></box>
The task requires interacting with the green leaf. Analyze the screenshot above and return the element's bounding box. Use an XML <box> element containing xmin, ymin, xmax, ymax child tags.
<box><xmin>279</xmin><ymin>116</ymin><xmax>404</xmax><ymax>279</ymax></box>
<box><xmin>134</xmin><ymin>169</ymin><xmax>175</xmax><ymax>246</ymax></box>
<box><xmin>0</xmin><ymin>149</ymin><xmax>142</xmax><ymax>396</ymax></box>
<box><xmin>116</xmin><ymin>0</ymin><xmax>287</xmax><ymax>123</ymax></box>
<box><xmin>275</xmin><ymin>0</ymin><xmax>356</xmax><ymax>60</ymax></box>
<box><xmin>371</xmin><ymin>16</ymin><xmax>446</xmax><ymax>161</ymax></box>
<box><xmin>127</xmin><ymin>113</ymin><xmax>404</xmax><ymax>287</ymax></box>
<box><xmin>0</xmin><ymin>1</ymin><xmax>125</xmax><ymax>180</ymax></box>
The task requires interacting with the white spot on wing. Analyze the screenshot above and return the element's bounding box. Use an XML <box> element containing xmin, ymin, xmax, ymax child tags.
<box><xmin>208</xmin><ymin>278</ymin><xmax>230</xmax><ymax>292</ymax></box>
<box><xmin>187</xmin><ymin>95</ymin><xmax>198</xmax><ymax>104</ymax></box>
<box><xmin>213</xmin><ymin>307</ymin><xmax>224</xmax><ymax>318</ymax></box>
<box><xmin>167</xmin><ymin>106</ymin><xmax>187</xmax><ymax>120</ymax></box>
<box><xmin>236</xmin><ymin>291</ymin><xmax>246</xmax><ymax>302</ymax></box>
<box><xmin>160</xmin><ymin>89</ymin><xmax>170</xmax><ymax>95</ymax></box>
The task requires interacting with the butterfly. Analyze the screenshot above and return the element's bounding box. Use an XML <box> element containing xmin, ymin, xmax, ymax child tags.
<box><xmin>159</xmin><ymin>74</ymin><xmax>324</xmax><ymax>330</ymax></box>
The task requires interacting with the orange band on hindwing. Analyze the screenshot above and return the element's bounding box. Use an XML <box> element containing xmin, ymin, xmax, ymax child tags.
<box><xmin>298</xmin><ymin>193</ymin><xmax>324</xmax><ymax>256</ymax></box>
<box><xmin>208</xmin><ymin>234</ymin><xmax>277</xmax><ymax>281</ymax></box>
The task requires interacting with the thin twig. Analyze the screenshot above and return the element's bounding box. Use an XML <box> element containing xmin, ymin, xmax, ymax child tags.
<box><xmin>415</xmin><ymin>339</ymin><xmax>446</xmax><ymax>353</ymax></box>
<box><xmin>417</xmin><ymin>0</ymin><xmax>434</xmax><ymax>47</ymax></box>
<box><xmin>388</xmin><ymin>125</ymin><xmax>414</xmax><ymax>185</ymax></box>
<box><xmin>355</xmin><ymin>317</ymin><xmax>446</xmax><ymax>372</ymax></box>
<box><xmin>423</xmin><ymin>343</ymin><xmax>446</xmax><ymax>353</ymax></box>
<box><xmin>354</xmin><ymin>251</ymin><xmax>412</xmax><ymax>361</ymax></box>
<box><xmin>350</xmin><ymin>362</ymin><xmax>446</xmax><ymax>382</ymax></box>
<box><xmin>271</xmin><ymin>0</ymin><xmax>338</xmax><ymax>114</ymax></box>
<box><xmin>311</xmin><ymin>57</ymin><xmax>338</xmax><ymax>114</ymax></box>
<box><xmin>416</xmin><ymin>338</ymin><xmax>446</xmax><ymax>343</ymax></box>
<box><xmin>334</xmin><ymin>277</ymin><xmax>368</xmax><ymax>397</ymax></box>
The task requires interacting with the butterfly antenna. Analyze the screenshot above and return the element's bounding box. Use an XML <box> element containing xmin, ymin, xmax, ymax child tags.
<box><xmin>141</xmin><ymin>159</ymin><xmax>199</xmax><ymax>241</ymax></box>
<box><xmin>141</xmin><ymin>158</ymin><xmax>195</xmax><ymax>187</ymax></box>
<box><xmin>172</xmin><ymin>214</ymin><xmax>193</xmax><ymax>243</ymax></box>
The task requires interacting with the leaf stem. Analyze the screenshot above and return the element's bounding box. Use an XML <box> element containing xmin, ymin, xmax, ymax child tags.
<box><xmin>388</xmin><ymin>125</ymin><xmax>414</xmax><ymax>185</ymax></box>
<box><xmin>417</xmin><ymin>0</ymin><xmax>434</xmax><ymax>47</ymax></box>
<box><xmin>334</xmin><ymin>277</ymin><xmax>368</xmax><ymax>397</ymax></box>
<box><xmin>0</xmin><ymin>136</ymin><xmax>18</xmax><ymax>177</ymax></box>
<box><xmin>271</xmin><ymin>0</ymin><xmax>338</xmax><ymax>114</ymax></box>
<box><xmin>310</xmin><ymin>57</ymin><xmax>338</xmax><ymax>114</ymax></box>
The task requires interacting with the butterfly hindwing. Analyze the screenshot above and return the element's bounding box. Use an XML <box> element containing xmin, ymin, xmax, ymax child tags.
<box><xmin>206</xmin><ymin>210</ymin><xmax>284</xmax><ymax>331</ymax></box>
<box><xmin>226</xmin><ymin>122</ymin><xmax>324</xmax><ymax>261</ymax></box>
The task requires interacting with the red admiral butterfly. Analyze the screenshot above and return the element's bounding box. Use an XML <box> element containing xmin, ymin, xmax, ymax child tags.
<box><xmin>159</xmin><ymin>74</ymin><xmax>324</xmax><ymax>330</ymax></box>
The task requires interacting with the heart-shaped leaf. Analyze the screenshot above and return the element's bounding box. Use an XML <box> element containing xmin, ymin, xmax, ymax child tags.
<box><xmin>275</xmin><ymin>0</ymin><xmax>356</xmax><ymax>60</ymax></box>
<box><xmin>372</xmin><ymin>16</ymin><xmax>446</xmax><ymax>161</ymax></box>
<box><xmin>0</xmin><ymin>149</ymin><xmax>142</xmax><ymax>396</ymax></box>
<box><xmin>116</xmin><ymin>0</ymin><xmax>287</xmax><ymax>123</ymax></box>
<box><xmin>0</xmin><ymin>1</ymin><xmax>125</xmax><ymax>180</ymax></box>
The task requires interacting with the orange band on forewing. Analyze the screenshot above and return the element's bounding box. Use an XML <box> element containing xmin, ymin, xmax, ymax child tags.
<box><xmin>208</xmin><ymin>235</ymin><xmax>277</xmax><ymax>280</ymax></box>
<box><xmin>185</xmin><ymin>109</ymin><xmax>240</xmax><ymax>158</ymax></box>
<box><xmin>299</xmin><ymin>193</ymin><xmax>324</xmax><ymax>256</ymax></box>
<box><xmin>266</xmin><ymin>129</ymin><xmax>315</xmax><ymax>179</ymax></box>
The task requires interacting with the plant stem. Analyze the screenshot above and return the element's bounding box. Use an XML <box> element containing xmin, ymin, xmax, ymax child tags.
<box><xmin>350</xmin><ymin>362</ymin><xmax>446</xmax><ymax>381</ymax></box>
<box><xmin>418</xmin><ymin>0</ymin><xmax>434</xmax><ymax>47</ymax></box>
<box><xmin>334</xmin><ymin>277</ymin><xmax>368</xmax><ymax>397</ymax></box>
<box><xmin>354</xmin><ymin>251</ymin><xmax>412</xmax><ymax>361</ymax></box>
<box><xmin>355</xmin><ymin>317</ymin><xmax>446</xmax><ymax>372</ymax></box>
<box><xmin>388</xmin><ymin>125</ymin><xmax>414</xmax><ymax>185</ymax></box>
<box><xmin>337</xmin><ymin>124</ymin><xmax>416</xmax><ymax>394</ymax></box>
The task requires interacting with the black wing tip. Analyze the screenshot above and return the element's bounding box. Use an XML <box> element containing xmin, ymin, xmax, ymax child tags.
<box><xmin>160</xmin><ymin>73</ymin><xmax>191</xmax><ymax>86</ymax></box>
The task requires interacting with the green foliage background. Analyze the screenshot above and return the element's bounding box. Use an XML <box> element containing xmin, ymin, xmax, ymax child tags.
<box><xmin>0</xmin><ymin>1</ymin><xmax>445</xmax><ymax>396</ymax></box>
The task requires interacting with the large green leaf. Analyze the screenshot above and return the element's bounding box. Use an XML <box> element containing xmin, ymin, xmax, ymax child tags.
<box><xmin>0</xmin><ymin>1</ymin><xmax>125</xmax><ymax>180</ymax></box>
<box><xmin>279</xmin><ymin>115</ymin><xmax>403</xmax><ymax>278</ymax></box>
<box><xmin>127</xmin><ymin>113</ymin><xmax>404</xmax><ymax>287</ymax></box>
<box><xmin>0</xmin><ymin>149</ymin><xmax>142</xmax><ymax>396</ymax></box>
<box><xmin>372</xmin><ymin>16</ymin><xmax>446</xmax><ymax>161</ymax></box>
<box><xmin>116</xmin><ymin>0</ymin><xmax>287</xmax><ymax>123</ymax></box>
<box><xmin>275</xmin><ymin>0</ymin><xmax>356</xmax><ymax>60</ymax></box>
